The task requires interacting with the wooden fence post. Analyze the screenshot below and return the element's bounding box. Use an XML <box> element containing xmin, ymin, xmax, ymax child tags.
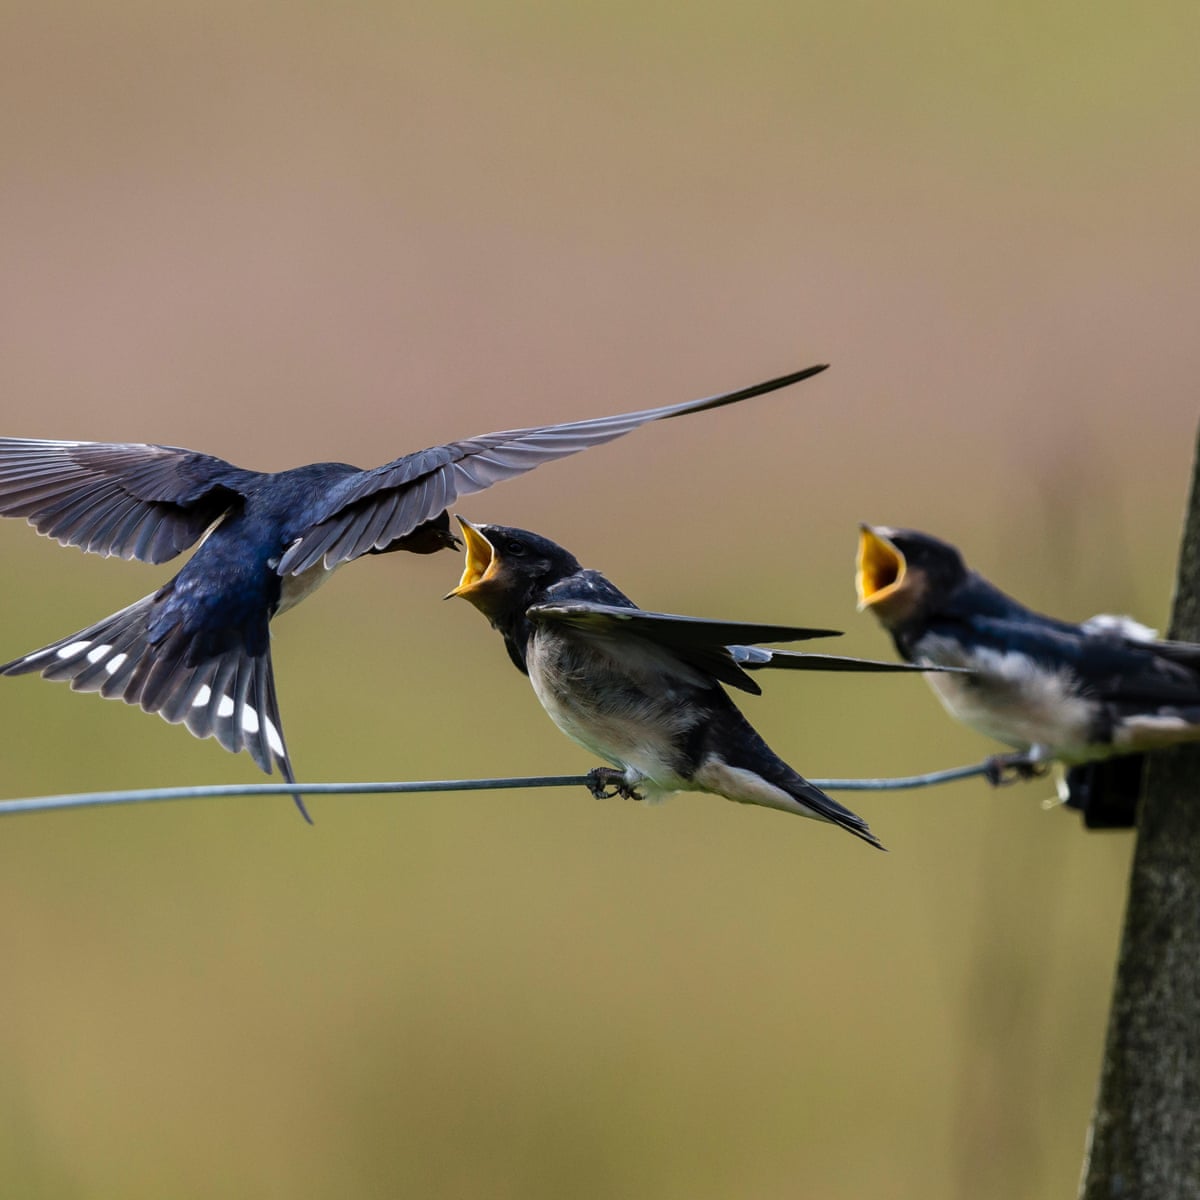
<box><xmin>1079</xmin><ymin>427</ymin><xmax>1200</xmax><ymax>1198</ymax></box>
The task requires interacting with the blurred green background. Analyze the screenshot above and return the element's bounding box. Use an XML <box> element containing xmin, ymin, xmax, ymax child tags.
<box><xmin>2</xmin><ymin>2</ymin><xmax>1198</xmax><ymax>1196</ymax></box>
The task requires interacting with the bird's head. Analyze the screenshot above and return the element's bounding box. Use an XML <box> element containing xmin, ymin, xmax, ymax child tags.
<box><xmin>856</xmin><ymin>525</ymin><xmax>967</xmax><ymax>630</ymax></box>
<box><xmin>447</xmin><ymin>517</ymin><xmax>582</xmax><ymax>622</ymax></box>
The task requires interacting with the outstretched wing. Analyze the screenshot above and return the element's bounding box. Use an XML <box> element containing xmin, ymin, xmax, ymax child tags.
<box><xmin>0</xmin><ymin>439</ymin><xmax>255</xmax><ymax>563</ymax></box>
<box><xmin>278</xmin><ymin>365</ymin><xmax>827</xmax><ymax>574</ymax></box>
<box><xmin>528</xmin><ymin>599</ymin><xmax>842</xmax><ymax>695</ymax></box>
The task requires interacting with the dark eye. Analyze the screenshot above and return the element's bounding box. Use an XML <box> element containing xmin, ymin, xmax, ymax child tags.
<box><xmin>505</xmin><ymin>539</ymin><xmax>527</xmax><ymax>557</ymax></box>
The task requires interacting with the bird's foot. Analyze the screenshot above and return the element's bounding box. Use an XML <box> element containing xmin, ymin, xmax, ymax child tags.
<box><xmin>586</xmin><ymin>767</ymin><xmax>644</xmax><ymax>802</ymax></box>
<box><xmin>985</xmin><ymin>752</ymin><xmax>1052</xmax><ymax>787</ymax></box>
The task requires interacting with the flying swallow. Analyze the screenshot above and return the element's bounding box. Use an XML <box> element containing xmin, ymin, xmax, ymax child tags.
<box><xmin>0</xmin><ymin>364</ymin><xmax>827</xmax><ymax>818</ymax></box>
<box><xmin>855</xmin><ymin>525</ymin><xmax>1200</xmax><ymax>800</ymax></box>
<box><xmin>443</xmin><ymin>517</ymin><xmax>967</xmax><ymax>849</ymax></box>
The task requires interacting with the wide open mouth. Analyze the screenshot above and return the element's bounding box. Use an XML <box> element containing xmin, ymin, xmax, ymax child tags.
<box><xmin>856</xmin><ymin>525</ymin><xmax>907</xmax><ymax>609</ymax></box>
<box><xmin>446</xmin><ymin>517</ymin><xmax>496</xmax><ymax>598</ymax></box>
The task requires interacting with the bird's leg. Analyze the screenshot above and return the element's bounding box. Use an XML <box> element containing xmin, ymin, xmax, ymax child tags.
<box><xmin>586</xmin><ymin>768</ymin><xmax>622</xmax><ymax>798</ymax></box>
<box><xmin>586</xmin><ymin>767</ymin><xmax>645</xmax><ymax>802</ymax></box>
<box><xmin>984</xmin><ymin>749</ymin><xmax>1053</xmax><ymax>787</ymax></box>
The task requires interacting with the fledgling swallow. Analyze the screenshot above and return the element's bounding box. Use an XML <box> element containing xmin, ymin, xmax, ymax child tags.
<box><xmin>0</xmin><ymin>364</ymin><xmax>826</xmax><ymax>819</ymax></box>
<box><xmin>445</xmin><ymin>517</ymin><xmax>958</xmax><ymax>850</ymax></box>
<box><xmin>855</xmin><ymin>525</ymin><xmax>1200</xmax><ymax>796</ymax></box>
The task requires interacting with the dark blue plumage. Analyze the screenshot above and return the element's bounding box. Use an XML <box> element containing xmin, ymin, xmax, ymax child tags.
<box><xmin>0</xmin><ymin>364</ymin><xmax>827</xmax><ymax>816</ymax></box>
<box><xmin>449</xmin><ymin>518</ymin><xmax>905</xmax><ymax>849</ymax></box>
<box><xmin>856</xmin><ymin>525</ymin><xmax>1200</xmax><ymax>780</ymax></box>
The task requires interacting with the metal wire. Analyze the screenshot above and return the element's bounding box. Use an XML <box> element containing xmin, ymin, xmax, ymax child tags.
<box><xmin>812</xmin><ymin>762</ymin><xmax>993</xmax><ymax>790</ymax></box>
<box><xmin>0</xmin><ymin>761</ymin><xmax>994</xmax><ymax>817</ymax></box>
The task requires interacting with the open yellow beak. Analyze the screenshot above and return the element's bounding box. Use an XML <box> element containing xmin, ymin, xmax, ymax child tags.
<box><xmin>445</xmin><ymin>517</ymin><xmax>497</xmax><ymax>599</ymax></box>
<box><xmin>856</xmin><ymin>525</ymin><xmax>907</xmax><ymax>610</ymax></box>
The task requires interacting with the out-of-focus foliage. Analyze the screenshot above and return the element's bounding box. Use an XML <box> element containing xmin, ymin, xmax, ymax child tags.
<box><xmin>1</xmin><ymin>2</ymin><xmax>1195</xmax><ymax>1196</ymax></box>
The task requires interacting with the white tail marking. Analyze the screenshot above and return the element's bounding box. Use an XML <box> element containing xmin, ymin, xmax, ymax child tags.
<box><xmin>263</xmin><ymin>715</ymin><xmax>285</xmax><ymax>757</ymax></box>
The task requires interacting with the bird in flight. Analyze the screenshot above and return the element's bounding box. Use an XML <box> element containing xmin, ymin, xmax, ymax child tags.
<box><xmin>0</xmin><ymin>364</ymin><xmax>827</xmax><ymax>818</ymax></box>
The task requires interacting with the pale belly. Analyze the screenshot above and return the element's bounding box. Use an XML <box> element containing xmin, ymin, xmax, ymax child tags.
<box><xmin>525</xmin><ymin>629</ymin><xmax>702</xmax><ymax>795</ymax></box>
<box><xmin>919</xmin><ymin>638</ymin><xmax>1097</xmax><ymax>758</ymax></box>
<box><xmin>276</xmin><ymin>560</ymin><xmax>339</xmax><ymax>616</ymax></box>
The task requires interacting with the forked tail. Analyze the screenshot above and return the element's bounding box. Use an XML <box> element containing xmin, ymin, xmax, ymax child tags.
<box><xmin>2</xmin><ymin>592</ymin><xmax>311</xmax><ymax>821</ymax></box>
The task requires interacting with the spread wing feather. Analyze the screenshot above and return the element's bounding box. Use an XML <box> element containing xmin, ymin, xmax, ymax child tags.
<box><xmin>278</xmin><ymin>366</ymin><xmax>826</xmax><ymax>575</ymax></box>
<box><xmin>0</xmin><ymin>439</ymin><xmax>253</xmax><ymax>563</ymax></box>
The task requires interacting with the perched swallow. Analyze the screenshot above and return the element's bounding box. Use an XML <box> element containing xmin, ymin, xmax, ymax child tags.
<box><xmin>0</xmin><ymin>364</ymin><xmax>826</xmax><ymax>818</ymax></box>
<box><xmin>445</xmin><ymin>517</ymin><xmax>943</xmax><ymax>849</ymax></box>
<box><xmin>855</xmin><ymin>525</ymin><xmax>1200</xmax><ymax>795</ymax></box>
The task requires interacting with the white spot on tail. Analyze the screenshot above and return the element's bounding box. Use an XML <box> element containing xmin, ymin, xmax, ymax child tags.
<box><xmin>86</xmin><ymin>643</ymin><xmax>113</xmax><ymax>664</ymax></box>
<box><xmin>56</xmin><ymin>640</ymin><xmax>91</xmax><ymax>659</ymax></box>
<box><xmin>104</xmin><ymin>653</ymin><xmax>128</xmax><ymax>675</ymax></box>
<box><xmin>193</xmin><ymin>685</ymin><xmax>212</xmax><ymax>707</ymax></box>
<box><xmin>263</xmin><ymin>714</ymin><xmax>285</xmax><ymax>757</ymax></box>
<box><xmin>216</xmin><ymin>694</ymin><xmax>235</xmax><ymax>718</ymax></box>
<box><xmin>241</xmin><ymin>707</ymin><xmax>260</xmax><ymax>734</ymax></box>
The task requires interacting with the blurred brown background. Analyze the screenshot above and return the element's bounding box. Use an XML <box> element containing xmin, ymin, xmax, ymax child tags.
<box><xmin>2</xmin><ymin>2</ymin><xmax>1197</xmax><ymax>1196</ymax></box>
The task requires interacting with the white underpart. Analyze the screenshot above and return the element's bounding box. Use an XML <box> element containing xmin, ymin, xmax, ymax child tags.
<box><xmin>525</xmin><ymin>626</ymin><xmax>705</xmax><ymax>804</ymax></box>
<box><xmin>277</xmin><ymin>560</ymin><xmax>339</xmax><ymax>615</ymax></box>
<box><xmin>1081</xmin><ymin>613</ymin><xmax>1158</xmax><ymax>642</ymax></box>
<box><xmin>693</xmin><ymin>759</ymin><xmax>826</xmax><ymax>822</ymax></box>
<box><xmin>85</xmin><ymin>643</ymin><xmax>113</xmax><ymax>664</ymax></box>
<box><xmin>918</xmin><ymin>635</ymin><xmax>1096</xmax><ymax>757</ymax></box>
<box><xmin>56</xmin><ymin>640</ymin><xmax>92</xmax><ymax>659</ymax></box>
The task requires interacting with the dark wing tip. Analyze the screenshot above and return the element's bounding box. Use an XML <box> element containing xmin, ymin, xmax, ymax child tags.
<box><xmin>657</xmin><ymin>363</ymin><xmax>829</xmax><ymax>421</ymax></box>
<box><xmin>282</xmin><ymin>363</ymin><xmax>830</xmax><ymax>572</ymax></box>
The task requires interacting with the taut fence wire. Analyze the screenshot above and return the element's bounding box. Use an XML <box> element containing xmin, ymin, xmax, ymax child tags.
<box><xmin>0</xmin><ymin>760</ymin><xmax>995</xmax><ymax>818</ymax></box>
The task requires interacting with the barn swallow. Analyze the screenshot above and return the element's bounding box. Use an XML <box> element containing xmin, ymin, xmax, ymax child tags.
<box><xmin>0</xmin><ymin>364</ymin><xmax>826</xmax><ymax>819</ymax></box>
<box><xmin>855</xmin><ymin>525</ymin><xmax>1200</xmax><ymax>803</ymax></box>
<box><xmin>444</xmin><ymin>517</ymin><xmax>964</xmax><ymax>850</ymax></box>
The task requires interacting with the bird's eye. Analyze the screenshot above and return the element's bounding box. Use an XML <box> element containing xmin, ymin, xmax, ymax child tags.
<box><xmin>506</xmin><ymin>540</ymin><xmax>527</xmax><ymax>558</ymax></box>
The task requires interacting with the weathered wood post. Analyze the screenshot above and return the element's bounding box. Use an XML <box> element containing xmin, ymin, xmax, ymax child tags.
<box><xmin>1079</xmin><ymin>428</ymin><xmax>1200</xmax><ymax>1199</ymax></box>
